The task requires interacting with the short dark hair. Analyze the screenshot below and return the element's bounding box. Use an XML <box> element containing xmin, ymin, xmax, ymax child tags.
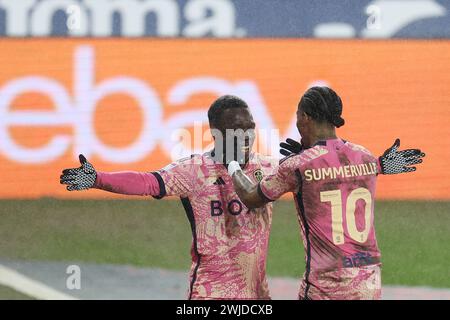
<box><xmin>208</xmin><ymin>95</ymin><xmax>249</xmax><ymax>128</ymax></box>
<box><xmin>298</xmin><ymin>86</ymin><xmax>345</xmax><ymax>128</ymax></box>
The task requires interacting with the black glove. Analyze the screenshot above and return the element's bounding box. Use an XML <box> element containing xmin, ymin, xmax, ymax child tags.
<box><xmin>379</xmin><ymin>139</ymin><xmax>425</xmax><ymax>174</ymax></box>
<box><xmin>60</xmin><ymin>154</ymin><xmax>97</xmax><ymax>191</ymax></box>
<box><xmin>280</xmin><ymin>138</ymin><xmax>303</xmax><ymax>157</ymax></box>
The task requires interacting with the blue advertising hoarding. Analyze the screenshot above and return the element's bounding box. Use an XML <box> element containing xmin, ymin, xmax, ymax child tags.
<box><xmin>0</xmin><ymin>0</ymin><xmax>448</xmax><ymax>38</ymax></box>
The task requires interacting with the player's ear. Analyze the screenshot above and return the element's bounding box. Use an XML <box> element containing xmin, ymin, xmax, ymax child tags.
<box><xmin>303</xmin><ymin>112</ymin><xmax>311</xmax><ymax>122</ymax></box>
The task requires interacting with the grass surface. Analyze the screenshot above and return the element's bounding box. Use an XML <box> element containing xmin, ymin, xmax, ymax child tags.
<box><xmin>0</xmin><ymin>285</ymin><xmax>34</xmax><ymax>300</ymax></box>
<box><xmin>0</xmin><ymin>199</ymin><xmax>449</xmax><ymax>289</ymax></box>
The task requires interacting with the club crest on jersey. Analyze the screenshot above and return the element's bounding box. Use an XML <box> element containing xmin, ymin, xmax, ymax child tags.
<box><xmin>254</xmin><ymin>169</ymin><xmax>264</xmax><ymax>182</ymax></box>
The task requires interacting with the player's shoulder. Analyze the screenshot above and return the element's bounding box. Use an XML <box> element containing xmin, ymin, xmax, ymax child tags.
<box><xmin>160</xmin><ymin>153</ymin><xmax>205</xmax><ymax>172</ymax></box>
<box><xmin>278</xmin><ymin>143</ymin><xmax>329</xmax><ymax>169</ymax></box>
<box><xmin>302</xmin><ymin>143</ymin><xmax>329</xmax><ymax>161</ymax></box>
<box><xmin>252</xmin><ymin>153</ymin><xmax>278</xmax><ymax>168</ymax></box>
<box><xmin>344</xmin><ymin>141</ymin><xmax>376</xmax><ymax>158</ymax></box>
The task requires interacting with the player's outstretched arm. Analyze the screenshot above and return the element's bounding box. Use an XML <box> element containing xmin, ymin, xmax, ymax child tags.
<box><xmin>60</xmin><ymin>154</ymin><xmax>162</xmax><ymax>196</ymax></box>
<box><xmin>228</xmin><ymin>161</ymin><xmax>269</xmax><ymax>209</ymax></box>
<box><xmin>378</xmin><ymin>139</ymin><xmax>426</xmax><ymax>175</ymax></box>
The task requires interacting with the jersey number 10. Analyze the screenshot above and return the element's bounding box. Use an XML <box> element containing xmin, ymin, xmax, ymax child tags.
<box><xmin>320</xmin><ymin>187</ymin><xmax>372</xmax><ymax>245</ymax></box>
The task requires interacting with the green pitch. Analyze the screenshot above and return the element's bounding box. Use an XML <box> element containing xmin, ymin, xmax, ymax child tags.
<box><xmin>0</xmin><ymin>199</ymin><xmax>449</xmax><ymax>288</ymax></box>
<box><xmin>0</xmin><ymin>285</ymin><xmax>34</xmax><ymax>300</ymax></box>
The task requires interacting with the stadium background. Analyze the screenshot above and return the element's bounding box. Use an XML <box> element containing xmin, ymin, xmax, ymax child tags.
<box><xmin>0</xmin><ymin>0</ymin><xmax>449</xmax><ymax>299</ymax></box>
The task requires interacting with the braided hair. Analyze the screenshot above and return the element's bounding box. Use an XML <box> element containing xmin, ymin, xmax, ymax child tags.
<box><xmin>298</xmin><ymin>86</ymin><xmax>345</xmax><ymax>128</ymax></box>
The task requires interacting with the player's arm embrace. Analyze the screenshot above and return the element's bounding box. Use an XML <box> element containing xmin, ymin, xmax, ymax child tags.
<box><xmin>280</xmin><ymin>137</ymin><xmax>425</xmax><ymax>175</ymax></box>
<box><xmin>227</xmin><ymin>161</ymin><xmax>269</xmax><ymax>209</ymax></box>
<box><xmin>229</xmin><ymin>157</ymin><xmax>298</xmax><ymax>210</ymax></box>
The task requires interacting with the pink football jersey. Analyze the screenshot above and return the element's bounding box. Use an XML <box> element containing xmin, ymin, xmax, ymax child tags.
<box><xmin>153</xmin><ymin>152</ymin><xmax>277</xmax><ymax>300</ymax></box>
<box><xmin>259</xmin><ymin>138</ymin><xmax>381</xmax><ymax>299</ymax></box>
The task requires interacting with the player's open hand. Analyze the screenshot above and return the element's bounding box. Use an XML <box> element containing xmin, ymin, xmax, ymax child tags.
<box><xmin>379</xmin><ymin>139</ymin><xmax>425</xmax><ymax>174</ymax></box>
<box><xmin>60</xmin><ymin>154</ymin><xmax>97</xmax><ymax>191</ymax></box>
<box><xmin>279</xmin><ymin>138</ymin><xmax>303</xmax><ymax>157</ymax></box>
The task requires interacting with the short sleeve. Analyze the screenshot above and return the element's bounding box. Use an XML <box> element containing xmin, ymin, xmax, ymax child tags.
<box><xmin>152</xmin><ymin>156</ymin><xmax>197</xmax><ymax>199</ymax></box>
<box><xmin>258</xmin><ymin>156</ymin><xmax>300</xmax><ymax>201</ymax></box>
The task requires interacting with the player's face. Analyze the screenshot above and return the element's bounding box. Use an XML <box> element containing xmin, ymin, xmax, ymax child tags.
<box><xmin>213</xmin><ymin>108</ymin><xmax>256</xmax><ymax>165</ymax></box>
<box><xmin>296</xmin><ymin>106</ymin><xmax>313</xmax><ymax>147</ymax></box>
